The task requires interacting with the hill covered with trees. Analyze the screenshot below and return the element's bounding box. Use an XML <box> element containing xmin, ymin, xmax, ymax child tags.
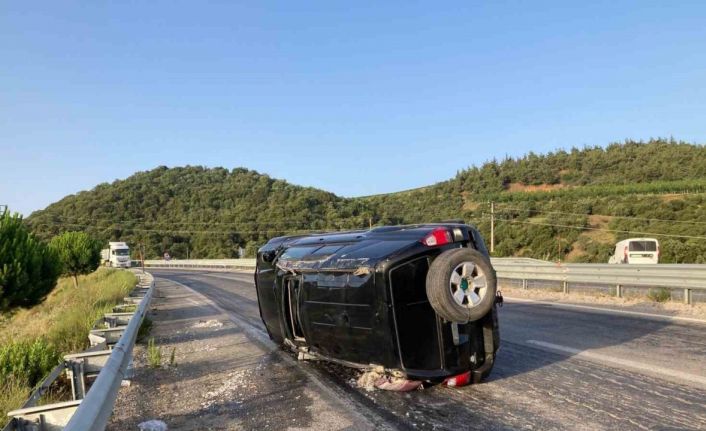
<box><xmin>26</xmin><ymin>138</ymin><xmax>706</xmax><ymax>262</ymax></box>
<box><xmin>27</xmin><ymin>167</ymin><xmax>374</xmax><ymax>258</ymax></box>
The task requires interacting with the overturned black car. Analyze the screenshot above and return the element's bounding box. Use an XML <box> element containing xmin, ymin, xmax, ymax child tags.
<box><xmin>255</xmin><ymin>223</ymin><xmax>500</xmax><ymax>387</ymax></box>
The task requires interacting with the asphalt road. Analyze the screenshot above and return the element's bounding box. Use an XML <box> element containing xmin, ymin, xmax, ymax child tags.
<box><xmin>150</xmin><ymin>269</ymin><xmax>706</xmax><ymax>431</ymax></box>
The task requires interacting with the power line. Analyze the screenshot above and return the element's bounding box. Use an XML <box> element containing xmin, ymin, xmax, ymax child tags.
<box><xmin>506</xmin><ymin>219</ymin><xmax>706</xmax><ymax>240</ymax></box>
<box><xmin>27</xmin><ymin>216</ymin><xmax>372</xmax><ymax>227</ymax></box>
<box><xmin>30</xmin><ymin>222</ymin><xmax>367</xmax><ymax>236</ymax></box>
<box><xmin>496</xmin><ymin>206</ymin><xmax>706</xmax><ymax>226</ymax></box>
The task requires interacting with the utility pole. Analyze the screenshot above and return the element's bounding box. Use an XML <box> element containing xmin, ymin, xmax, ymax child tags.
<box><xmin>369</xmin><ymin>217</ymin><xmax>373</xmax><ymax>230</ymax></box>
<box><xmin>139</xmin><ymin>241</ymin><xmax>145</xmax><ymax>273</ymax></box>
<box><xmin>490</xmin><ymin>201</ymin><xmax>495</xmax><ymax>254</ymax></box>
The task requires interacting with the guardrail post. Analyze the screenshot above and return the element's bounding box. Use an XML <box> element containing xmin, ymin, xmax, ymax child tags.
<box><xmin>684</xmin><ymin>288</ymin><xmax>692</xmax><ymax>305</ymax></box>
<box><xmin>562</xmin><ymin>281</ymin><xmax>568</xmax><ymax>294</ymax></box>
<box><xmin>522</xmin><ymin>279</ymin><xmax>527</xmax><ymax>290</ymax></box>
<box><xmin>616</xmin><ymin>284</ymin><xmax>622</xmax><ymax>298</ymax></box>
<box><xmin>67</xmin><ymin>360</ymin><xmax>86</xmax><ymax>400</ymax></box>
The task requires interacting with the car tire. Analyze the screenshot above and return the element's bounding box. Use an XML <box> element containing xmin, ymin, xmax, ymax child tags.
<box><xmin>426</xmin><ymin>248</ymin><xmax>497</xmax><ymax>323</ymax></box>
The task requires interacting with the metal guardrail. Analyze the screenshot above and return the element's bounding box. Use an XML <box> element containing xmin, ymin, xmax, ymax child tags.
<box><xmin>4</xmin><ymin>271</ymin><xmax>155</xmax><ymax>431</ymax></box>
<box><xmin>135</xmin><ymin>259</ymin><xmax>256</xmax><ymax>270</ymax></box>
<box><xmin>492</xmin><ymin>259</ymin><xmax>706</xmax><ymax>304</ymax></box>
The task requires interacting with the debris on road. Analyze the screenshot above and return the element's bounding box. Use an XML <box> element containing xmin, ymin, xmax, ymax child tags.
<box><xmin>355</xmin><ymin>366</ymin><xmax>423</xmax><ymax>392</ymax></box>
<box><xmin>355</xmin><ymin>366</ymin><xmax>385</xmax><ymax>391</ymax></box>
<box><xmin>191</xmin><ymin>319</ymin><xmax>223</xmax><ymax>328</ymax></box>
<box><xmin>138</xmin><ymin>419</ymin><xmax>168</xmax><ymax>431</ymax></box>
<box><xmin>108</xmin><ymin>277</ymin><xmax>368</xmax><ymax>430</ymax></box>
<box><xmin>374</xmin><ymin>376</ymin><xmax>423</xmax><ymax>392</ymax></box>
<box><xmin>201</xmin><ymin>366</ymin><xmax>262</xmax><ymax>409</ymax></box>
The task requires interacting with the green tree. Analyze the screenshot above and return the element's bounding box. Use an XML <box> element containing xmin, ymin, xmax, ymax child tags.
<box><xmin>0</xmin><ymin>209</ymin><xmax>60</xmax><ymax>310</ymax></box>
<box><xmin>0</xmin><ymin>210</ymin><xmax>60</xmax><ymax>311</ymax></box>
<box><xmin>49</xmin><ymin>232</ymin><xmax>101</xmax><ymax>288</ymax></box>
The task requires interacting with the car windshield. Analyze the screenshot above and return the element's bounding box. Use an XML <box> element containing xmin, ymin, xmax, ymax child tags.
<box><xmin>279</xmin><ymin>246</ymin><xmax>321</xmax><ymax>260</ymax></box>
<box><xmin>115</xmin><ymin>249</ymin><xmax>129</xmax><ymax>256</ymax></box>
<box><xmin>629</xmin><ymin>241</ymin><xmax>657</xmax><ymax>252</ymax></box>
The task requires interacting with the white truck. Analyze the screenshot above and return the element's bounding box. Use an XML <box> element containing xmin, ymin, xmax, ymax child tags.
<box><xmin>101</xmin><ymin>242</ymin><xmax>131</xmax><ymax>268</ymax></box>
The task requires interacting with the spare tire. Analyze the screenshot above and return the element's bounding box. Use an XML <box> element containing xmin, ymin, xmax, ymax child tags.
<box><xmin>426</xmin><ymin>248</ymin><xmax>497</xmax><ymax>323</ymax></box>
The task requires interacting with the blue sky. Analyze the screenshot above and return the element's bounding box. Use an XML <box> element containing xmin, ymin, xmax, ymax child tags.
<box><xmin>2</xmin><ymin>1</ymin><xmax>705</xmax><ymax>216</ymax></box>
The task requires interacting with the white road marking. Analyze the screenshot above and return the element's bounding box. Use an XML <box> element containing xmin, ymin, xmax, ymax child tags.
<box><xmin>186</xmin><ymin>298</ymin><xmax>202</xmax><ymax>306</ymax></box>
<box><xmin>149</xmin><ymin>267</ymin><xmax>253</xmax><ymax>275</ymax></box>
<box><xmin>505</xmin><ymin>296</ymin><xmax>706</xmax><ymax>325</ymax></box>
<box><xmin>194</xmin><ymin>272</ymin><xmax>253</xmax><ymax>282</ymax></box>
<box><xmin>526</xmin><ymin>339</ymin><xmax>706</xmax><ymax>388</ymax></box>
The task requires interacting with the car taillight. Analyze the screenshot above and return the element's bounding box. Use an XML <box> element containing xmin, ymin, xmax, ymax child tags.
<box><xmin>422</xmin><ymin>228</ymin><xmax>453</xmax><ymax>247</ymax></box>
<box><xmin>443</xmin><ymin>371</ymin><xmax>471</xmax><ymax>387</ymax></box>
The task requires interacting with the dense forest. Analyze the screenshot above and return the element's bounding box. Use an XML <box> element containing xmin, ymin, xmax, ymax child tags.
<box><xmin>26</xmin><ymin>138</ymin><xmax>706</xmax><ymax>263</ymax></box>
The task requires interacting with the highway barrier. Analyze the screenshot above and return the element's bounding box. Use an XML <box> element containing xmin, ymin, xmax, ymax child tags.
<box><xmin>4</xmin><ymin>271</ymin><xmax>154</xmax><ymax>431</ymax></box>
<box><xmin>132</xmin><ymin>259</ymin><xmax>256</xmax><ymax>271</ymax></box>
<box><xmin>141</xmin><ymin>258</ymin><xmax>706</xmax><ymax>304</ymax></box>
<box><xmin>492</xmin><ymin>258</ymin><xmax>706</xmax><ymax>304</ymax></box>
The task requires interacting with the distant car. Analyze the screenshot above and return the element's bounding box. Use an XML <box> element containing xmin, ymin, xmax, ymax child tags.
<box><xmin>608</xmin><ymin>238</ymin><xmax>660</xmax><ymax>264</ymax></box>
<box><xmin>255</xmin><ymin>223</ymin><xmax>501</xmax><ymax>388</ymax></box>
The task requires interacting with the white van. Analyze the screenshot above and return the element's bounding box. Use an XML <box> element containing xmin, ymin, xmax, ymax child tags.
<box><xmin>608</xmin><ymin>238</ymin><xmax>659</xmax><ymax>264</ymax></box>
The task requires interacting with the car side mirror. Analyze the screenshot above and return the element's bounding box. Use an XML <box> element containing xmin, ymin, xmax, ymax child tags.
<box><xmin>262</xmin><ymin>250</ymin><xmax>277</xmax><ymax>263</ymax></box>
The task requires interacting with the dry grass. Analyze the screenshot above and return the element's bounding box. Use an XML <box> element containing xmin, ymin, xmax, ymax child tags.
<box><xmin>566</xmin><ymin>215</ymin><xmax>615</xmax><ymax>261</ymax></box>
<box><xmin>0</xmin><ymin>268</ymin><xmax>136</xmax><ymax>352</ymax></box>
<box><xmin>584</xmin><ymin>215</ymin><xmax>615</xmax><ymax>243</ymax></box>
<box><xmin>463</xmin><ymin>200</ymin><xmax>481</xmax><ymax>211</ymax></box>
<box><xmin>659</xmin><ymin>194</ymin><xmax>687</xmax><ymax>202</ymax></box>
<box><xmin>506</xmin><ymin>182</ymin><xmax>568</xmax><ymax>193</ymax></box>
<box><xmin>0</xmin><ymin>268</ymin><xmax>137</xmax><ymax>424</ymax></box>
<box><xmin>0</xmin><ymin>377</ymin><xmax>30</xmax><ymax>420</ymax></box>
<box><xmin>565</xmin><ymin>243</ymin><xmax>586</xmax><ymax>261</ymax></box>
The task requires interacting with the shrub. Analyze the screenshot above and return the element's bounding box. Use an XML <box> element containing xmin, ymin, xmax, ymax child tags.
<box><xmin>0</xmin><ymin>209</ymin><xmax>61</xmax><ymax>311</ymax></box>
<box><xmin>647</xmin><ymin>287</ymin><xmax>671</xmax><ymax>303</ymax></box>
<box><xmin>138</xmin><ymin>317</ymin><xmax>153</xmax><ymax>341</ymax></box>
<box><xmin>49</xmin><ymin>232</ymin><xmax>101</xmax><ymax>288</ymax></box>
<box><xmin>0</xmin><ymin>339</ymin><xmax>60</xmax><ymax>387</ymax></box>
<box><xmin>147</xmin><ymin>338</ymin><xmax>161</xmax><ymax>368</ymax></box>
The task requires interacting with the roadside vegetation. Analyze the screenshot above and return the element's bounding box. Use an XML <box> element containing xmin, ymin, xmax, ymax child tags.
<box><xmin>25</xmin><ymin>138</ymin><xmax>706</xmax><ymax>262</ymax></box>
<box><xmin>0</xmin><ymin>210</ymin><xmax>61</xmax><ymax>311</ymax></box>
<box><xmin>49</xmin><ymin>231</ymin><xmax>102</xmax><ymax>288</ymax></box>
<box><xmin>147</xmin><ymin>337</ymin><xmax>162</xmax><ymax>368</ymax></box>
<box><xmin>647</xmin><ymin>287</ymin><xmax>671</xmax><ymax>303</ymax></box>
<box><xmin>0</xmin><ymin>268</ymin><xmax>137</xmax><ymax>424</ymax></box>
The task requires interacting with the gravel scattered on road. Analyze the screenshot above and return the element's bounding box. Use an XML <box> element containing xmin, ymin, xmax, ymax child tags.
<box><xmin>108</xmin><ymin>278</ymin><xmax>366</xmax><ymax>431</ymax></box>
